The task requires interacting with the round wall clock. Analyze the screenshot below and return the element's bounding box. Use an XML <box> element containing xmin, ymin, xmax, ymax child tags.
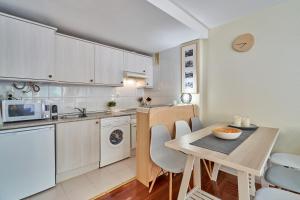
<box><xmin>232</xmin><ymin>33</ymin><xmax>255</xmax><ymax>52</ymax></box>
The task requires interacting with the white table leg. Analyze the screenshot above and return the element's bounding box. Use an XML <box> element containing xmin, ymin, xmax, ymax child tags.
<box><xmin>193</xmin><ymin>157</ymin><xmax>201</xmax><ymax>188</ymax></box>
<box><xmin>237</xmin><ymin>170</ymin><xmax>250</xmax><ymax>200</ymax></box>
<box><xmin>211</xmin><ymin>163</ymin><xmax>221</xmax><ymax>181</ymax></box>
<box><xmin>249</xmin><ymin>174</ymin><xmax>256</xmax><ymax>196</ymax></box>
<box><xmin>177</xmin><ymin>155</ymin><xmax>195</xmax><ymax>200</ymax></box>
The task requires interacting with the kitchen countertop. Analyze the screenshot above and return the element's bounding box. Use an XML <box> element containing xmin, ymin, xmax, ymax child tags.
<box><xmin>136</xmin><ymin>104</ymin><xmax>190</xmax><ymax>113</ymax></box>
<box><xmin>0</xmin><ymin>109</ymin><xmax>137</xmax><ymax>131</ymax></box>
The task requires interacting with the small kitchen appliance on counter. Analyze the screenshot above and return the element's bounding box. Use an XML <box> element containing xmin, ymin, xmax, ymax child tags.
<box><xmin>1</xmin><ymin>99</ymin><xmax>50</xmax><ymax>122</ymax></box>
<box><xmin>50</xmin><ymin>104</ymin><xmax>58</xmax><ymax>120</ymax></box>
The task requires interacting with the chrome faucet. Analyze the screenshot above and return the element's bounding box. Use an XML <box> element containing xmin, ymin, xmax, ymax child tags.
<box><xmin>74</xmin><ymin>107</ymin><xmax>87</xmax><ymax>118</ymax></box>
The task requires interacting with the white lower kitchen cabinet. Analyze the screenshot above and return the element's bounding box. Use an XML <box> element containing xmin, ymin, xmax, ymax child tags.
<box><xmin>54</xmin><ymin>34</ymin><xmax>95</xmax><ymax>84</ymax></box>
<box><xmin>94</xmin><ymin>45</ymin><xmax>124</xmax><ymax>86</ymax></box>
<box><xmin>56</xmin><ymin>119</ymin><xmax>100</xmax><ymax>182</ymax></box>
<box><xmin>0</xmin><ymin>13</ymin><xmax>56</xmax><ymax>81</ymax></box>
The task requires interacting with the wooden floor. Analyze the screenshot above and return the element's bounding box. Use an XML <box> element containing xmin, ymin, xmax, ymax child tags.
<box><xmin>96</xmin><ymin>165</ymin><xmax>261</xmax><ymax>200</ymax></box>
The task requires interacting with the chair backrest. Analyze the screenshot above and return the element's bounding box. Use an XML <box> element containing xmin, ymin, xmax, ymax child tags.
<box><xmin>150</xmin><ymin>124</ymin><xmax>172</xmax><ymax>163</ymax></box>
<box><xmin>191</xmin><ymin>117</ymin><xmax>203</xmax><ymax>132</ymax></box>
<box><xmin>175</xmin><ymin>120</ymin><xmax>191</xmax><ymax>138</ymax></box>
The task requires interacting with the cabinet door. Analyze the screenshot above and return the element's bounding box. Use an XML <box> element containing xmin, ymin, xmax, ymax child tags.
<box><xmin>55</xmin><ymin>35</ymin><xmax>95</xmax><ymax>83</ymax></box>
<box><xmin>135</xmin><ymin>54</ymin><xmax>147</xmax><ymax>74</ymax></box>
<box><xmin>123</xmin><ymin>52</ymin><xmax>137</xmax><ymax>72</ymax></box>
<box><xmin>95</xmin><ymin>45</ymin><xmax>123</xmax><ymax>85</ymax></box>
<box><xmin>0</xmin><ymin>15</ymin><xmax>55</xmax><ymax>80</ymax></box>
<box><xmin>56</xmin><ymin>120</ymin><xmax>100</xmax><ymax>174</ymax></box>
<box><xmin>144</xmin><ymin>57</ymin><xmax>153</xmax><ymax>88</ymax></box>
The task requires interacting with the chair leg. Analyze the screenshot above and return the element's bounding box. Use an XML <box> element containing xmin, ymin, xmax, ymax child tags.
<box><xmin>202</xmin><ymin>159</ymin><xmax>212</xmax><ymax>179</ymax></box>
<box><xmin>149</xmin><ymin>169</ymin><xmax>161</xmax><ymax>193</ymax></box>
<box><xmin>209</xmin><ymin>161</ymin><xmax>212</xmax><ymax>173</ymax></box>
<box><xmin>169</xmin><ymin>172</ymin><xmax>173</xmax><ymax>200</ymax></box>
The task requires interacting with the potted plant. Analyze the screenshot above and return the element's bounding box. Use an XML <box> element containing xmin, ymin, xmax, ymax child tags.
<box><xmin>107</xmin><ymin>100</ymin><xmax>116</xmax><ymax>112</ymax></box>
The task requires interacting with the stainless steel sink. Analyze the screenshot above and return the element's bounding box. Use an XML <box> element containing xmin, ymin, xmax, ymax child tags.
<box><xmin>60</xmin><ymin>114</ymin><xmax>88</xmax><ymax>119</ymax></box>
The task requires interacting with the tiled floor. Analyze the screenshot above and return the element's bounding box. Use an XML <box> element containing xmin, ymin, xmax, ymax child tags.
<box><xmin>26</xmin><ymin>157</ymin><xmax>136</xmax><ymax>200</ymax></box>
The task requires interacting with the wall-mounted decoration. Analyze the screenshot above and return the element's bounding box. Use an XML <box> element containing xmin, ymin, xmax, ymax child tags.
<box><xmin>232</xmin><ymin>33</ymin><xmax>255</xmax><ymax>52</ymax></box>
<box><xmin>181</xmin><ymin>42</ymin><xmax>198</xmax><ymax>94</ymax></box>
<box><xmin>180</xmin><ymin>93</ymin><xmax>192</xmax><ymax>104</ymax></box>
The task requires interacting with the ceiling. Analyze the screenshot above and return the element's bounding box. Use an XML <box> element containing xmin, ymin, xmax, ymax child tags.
<box><xmin>0</xmin><ymin>0</ymin><xmax>201</xmax><ymax>55</ymax></box>
<box><xmin>172</xmin><ymin>0</ymin><xmax>284</xmax><ymax>28</ymax></box>
<box><xmin>0</xmin><ymin>0</ymin><xmax>285</xmax><ymax>54</ymax></box>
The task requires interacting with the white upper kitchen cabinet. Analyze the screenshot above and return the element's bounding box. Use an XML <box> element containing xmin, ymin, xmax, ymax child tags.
<box><xmin>55</xmin><ymin>34</ymin><xmax>95</xmax><ymax>84</ymax></box>
<box><xmin>95</xmin><ymin>45</ymin><xmax>124</xmax><ymax>86</ymax></box>
<box><xmin>123</xmin><ymin>51</ymin><xmax>136</xmax><ymax>72</ymax></box>
<box><xmin>135</xmin><ymin>54</ymin><xmax>147</xmax><ymax>74</ymax></box>
<box><xmin>0</xmin><ymin>13</ymin><xmax>56</xmax><ymax>81</ymax></box>
<box><xmin>124</xmin><ymin>52</ymin><xmax>146</xmax><ymax>74</ymax></box>
<box><xmin>144</xmin><ymin>57</ymin><xmax>154</xmax><ymax>88</ymax></box>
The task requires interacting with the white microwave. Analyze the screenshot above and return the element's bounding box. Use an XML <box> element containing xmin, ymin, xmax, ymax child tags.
<box><xmin>1</xmin><ymin>100</ymin><xmax>50</xmax><ymax>122</ymax></box>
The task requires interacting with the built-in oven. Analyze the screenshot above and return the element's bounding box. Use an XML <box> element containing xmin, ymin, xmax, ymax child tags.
<box><xmin>1</xmin><ymin>100</ymin><xmax>50</xmax><ymax>122</ymax></box>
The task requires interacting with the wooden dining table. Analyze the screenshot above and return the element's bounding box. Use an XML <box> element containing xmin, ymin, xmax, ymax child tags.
<box><xmin>165</xmin><ymin>123</ymin><xmax>279</xmax><ymax>200</ymax></box>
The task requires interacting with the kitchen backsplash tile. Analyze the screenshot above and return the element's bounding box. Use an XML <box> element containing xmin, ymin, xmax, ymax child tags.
<box><xmin>63</xmin><ymin>85</ymin><xmax>87</xmax><ymax>98</ymax></box>
<box><xmin>48</xmin><ymin>85</ymin><xmax>63</xmax><ymax>98</ymax></box>
<box><xmin>0</xmin><ymin>80</ymin><xmax>141</xmax><ymax>114</ymax></box>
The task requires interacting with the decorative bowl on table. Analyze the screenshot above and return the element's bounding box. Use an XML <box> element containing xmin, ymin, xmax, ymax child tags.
<box><xmin>212</xmin><ymin>127</ymin><xmax>242</xmax><ymax>140</ymax></box>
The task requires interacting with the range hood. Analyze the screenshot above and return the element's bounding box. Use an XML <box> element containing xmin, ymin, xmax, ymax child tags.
<box><xmin>124</xmin><ymin>71</ymin><xmax>147</xmax><ymax>79</ymax></box>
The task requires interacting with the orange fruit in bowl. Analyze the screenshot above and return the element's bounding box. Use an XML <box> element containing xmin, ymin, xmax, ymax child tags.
<box><xmin>212</xmin><ymin>127</ymin><xmax>242</xmax><ymax>140</ymax></box>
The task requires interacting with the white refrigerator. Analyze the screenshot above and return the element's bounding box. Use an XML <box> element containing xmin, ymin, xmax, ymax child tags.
<box><xmin>0</xmin><ymin>125</ymin><xmax>55</xmax><ymax>200</ymax></box>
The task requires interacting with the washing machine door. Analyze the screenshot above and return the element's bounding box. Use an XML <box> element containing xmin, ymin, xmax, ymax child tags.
<box><xmin>109</xmin><ymin>128</ymin><xmax>124</xmax><ymax>146</ymax></box>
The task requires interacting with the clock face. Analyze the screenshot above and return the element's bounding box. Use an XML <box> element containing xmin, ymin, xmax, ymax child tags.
<box><xmin>232</xmin><ymin>33</ymin><xmax>255</xmax><ymax>52</ymax></box>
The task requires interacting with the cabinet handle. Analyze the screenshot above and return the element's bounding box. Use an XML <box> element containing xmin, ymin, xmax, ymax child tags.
<box><xmin>143</xmin><ymin>70</ymin><xmax>146</xmax><ymax>73</ymax></box>
<box><xmin>48</xmin><ymin>75</ymin><xmax>52</xmax><ymax>78</ymax></box>
<box><xmin>90</xmin><ymin>79</ymin><xmax>93</xmax><ymax>82</ymax></box>
<box><xmin>96</xmin><ymin>121</ymin><xmax>99</xmax><ymax>124</ymax></box>
<box><xmin>120</xmin><ymin>81</ymin><xmax>123</xmax><ymax>84</ymax></box>
<box><xmin>146</xmin><ymin>82</ymin><xmax>149</xmax><ymax>85</ymax></box>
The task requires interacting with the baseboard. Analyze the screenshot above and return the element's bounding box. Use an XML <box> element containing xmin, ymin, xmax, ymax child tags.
<box><xmin>56</xmin><ymin>162</ymin><xmax>99</xmax><ymax>183</ymax></box>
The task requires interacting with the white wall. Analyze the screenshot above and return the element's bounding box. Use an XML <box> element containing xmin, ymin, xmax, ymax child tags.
<box><xmin>145</xmin><ymin>46</ymin><xmax>182</xmax><ymax>104</ymax></box>
<box><xmin>145</xmin><ymin>42</ymin><xmax>202</xmax><ymax>108</ymax></box>
<box><xmin>0</xmin><ymin>80</ymin><xmax>143</xmax><ymax>114</ymax></box>
<box><xmin>204</xmin><ymin>0</ymin><xmax>300</xmax><ymax>153</ymax></box>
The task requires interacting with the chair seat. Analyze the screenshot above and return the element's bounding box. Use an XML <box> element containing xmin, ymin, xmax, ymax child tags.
<box><xmin>255</xmin><ymin>188</ymin><xmax>300</xmax><ymax>200</ymax></box>
<box><xmin>153</xmin><ymin>150</ymin><xmax>186</xmax><ymax>173</ymax></box>
<box><xmin>270</xmin><ymin>153</ymin><xmax>300</xmax><ymax>170</ymax></box>
<box><xmin>265</xmin><ymin>166</ymin><xmax>300</xmax><ymax>193</ymax></box>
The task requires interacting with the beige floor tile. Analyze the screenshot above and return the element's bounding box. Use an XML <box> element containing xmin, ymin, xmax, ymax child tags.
<box><xmin>86</xmin><ymin>167</ymin><xmax>118</xmax><ymax>194</ymax></box>
<box><xmin>86</xmin><ymin>157</ymin><xmax>136</xmax><ymax>195</ymax></box>
<box><xmin>61</xmin><ymin>174</ymin><xmax>98</xmax><ymax>200</ymax></box>
<box><xmin>27</xmin><ymin>184</ymin><xmax>69</xmax><ymax>200</ymax></box>
<box><xmin>24</xmin><ymin>157</ymin><xmax>136</xmax><ymax>200</ymax></box>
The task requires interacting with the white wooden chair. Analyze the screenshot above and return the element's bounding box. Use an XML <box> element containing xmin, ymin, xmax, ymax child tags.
<box><xmin>264</xmin><ymin>152</ymin><xmax>300</xmax><ymax>193</ymax></box>
<box><xmin>190</xmin><ymin>117</ymin><xmax>214</xmax><ymax>179</ymax></box>
<box><xmin>175</xmin><ymin>120</ymin><xmax>191</xmax><ymax>138</ymax></box>
<box><xmin>255</xmin><ymin>188</ymin><xmax>300</xmax><ymax>200</ymax></box>
<box><xmin>270</xmin><ymin>153</ymin><xmax>300</xmax><ymax>169</ymax></box>
<box><xmin>265</xmin><ymin>165</ymin><xmax>300</xmax><ymax>193</ymax></box>
<box><xmin>191</xmin><ymin>117</ymin><xmax>204</xmax><ymax>132</ymax></box>
<box><xmin>150</xmin><ymin>124</ymin><xmax>187</xmax><ymax>200</ymax></box>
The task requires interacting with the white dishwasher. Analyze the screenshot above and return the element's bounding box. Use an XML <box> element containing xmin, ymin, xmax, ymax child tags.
<box><xmin>0</xmin><ymin>125</ymin><xmax>55</xmax><ymax>200</ymax></box>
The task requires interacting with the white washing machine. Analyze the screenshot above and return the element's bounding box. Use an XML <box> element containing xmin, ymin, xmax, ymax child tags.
<box><xmin>100</xmin><ymin>116</ymin><xmax>131</xmax><ymax>167</ymax></box>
